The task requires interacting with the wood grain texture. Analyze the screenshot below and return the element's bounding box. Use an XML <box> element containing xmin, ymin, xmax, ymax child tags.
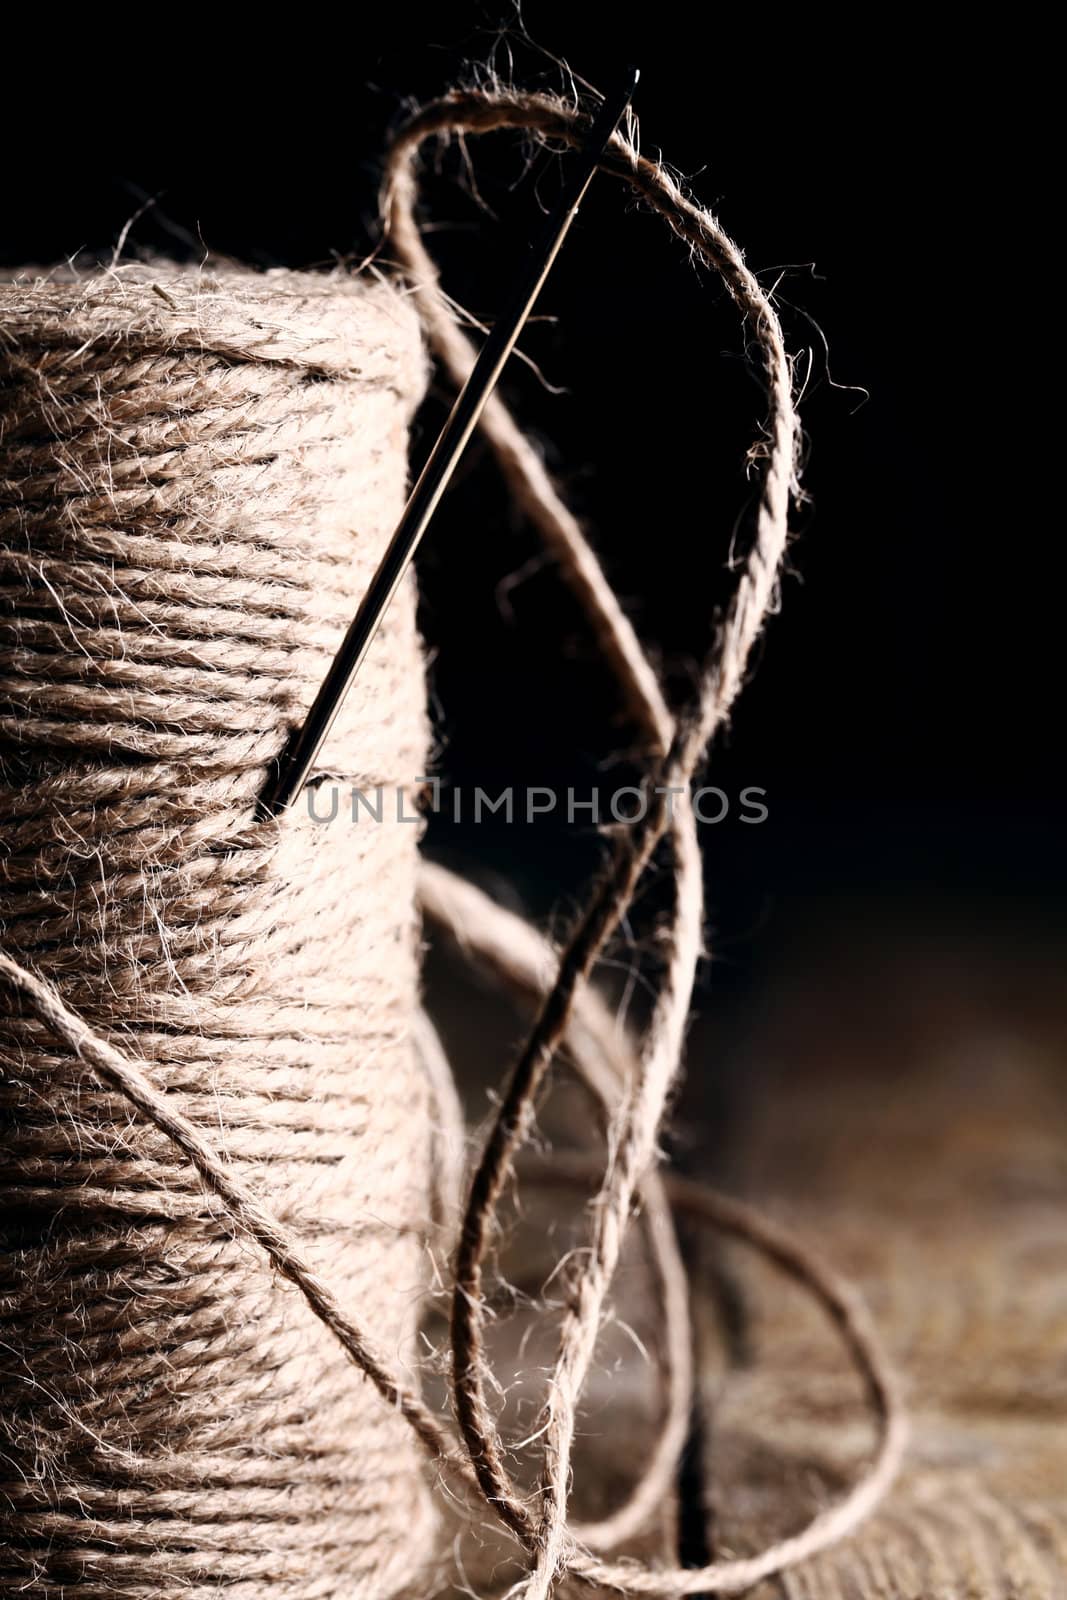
<box><xmin>695</xmin><ymin>928</ymin><xmax>1067</xmax><ymax>1599</ymax></box>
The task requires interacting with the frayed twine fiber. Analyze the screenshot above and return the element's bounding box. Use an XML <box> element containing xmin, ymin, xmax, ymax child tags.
<box><xmin>0</xmin><ymin>85</ymin><xmax>907</xmax><ymax>1600</ymax></box>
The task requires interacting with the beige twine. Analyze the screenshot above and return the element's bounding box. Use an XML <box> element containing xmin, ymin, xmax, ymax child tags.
<box><xmin>0</xmin><ymin>266</ymin><xmax>440</xmax><ymax>1597</ymax></box>
<box><xmin>0</xmin><ymin>83</ymin><xmax>907</xmax><ymax>1600</ymax></box>
<box><xmin>384</xmin><ymin>88</ymin><xmax>906</xmax><ymax>1597</ymax></box>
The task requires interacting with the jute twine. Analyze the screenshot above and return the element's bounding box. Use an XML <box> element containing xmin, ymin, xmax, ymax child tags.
<box><xmin>0</xmin><ymin>267</ymin><xmax>440</xmax><ymax>1597</ymax></box>
<box><xmin>0</xmin><ymin>85</ymin><xmax>908</xmax><ymax>1600</ymax></box>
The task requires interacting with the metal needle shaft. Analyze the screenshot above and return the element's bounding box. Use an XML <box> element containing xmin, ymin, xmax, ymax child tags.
<box><xmin>259</xmin><ymin>67</ymin><xmax>639</xmax><ymax>817</ymax></box>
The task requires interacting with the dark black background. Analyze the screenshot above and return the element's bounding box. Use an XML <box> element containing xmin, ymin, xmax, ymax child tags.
<box><xmin>6</xmin><ymin>8</ymin><xmax>1060</xmax><ymax>980</ymax></box>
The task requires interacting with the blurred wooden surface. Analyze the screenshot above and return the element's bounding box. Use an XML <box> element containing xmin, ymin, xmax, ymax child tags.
<box><xmin>427</xmin><ymin>909</ymin><xmax>1067</xmax><ymax>1596</ymax></box>
<box><xmin>688</xmin><ymin>923</ymin><xmax>1067</xmax><ymax>1599</ymax></box>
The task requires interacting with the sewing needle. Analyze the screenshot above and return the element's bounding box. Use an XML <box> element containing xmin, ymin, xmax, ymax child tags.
<box><xmin>259</xmin><ymin>67</ymin><xmax>639</xmax><ymax>817</ymax></box>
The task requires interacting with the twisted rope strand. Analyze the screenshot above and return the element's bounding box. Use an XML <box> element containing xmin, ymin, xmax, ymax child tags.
<box><xmin>418</xmin><ymin>862</ymin><xmax>908</xmax><ymax>1595</ymax></box>
<box><xmin>384</xmin><ymin>87</ymin><xmax>808</xmax><ymax>1596</ymax></box>
<box><xmin>417</xmin><ymin>860</ymin><xmax>695</xmax><ymax>1556</ymax></box>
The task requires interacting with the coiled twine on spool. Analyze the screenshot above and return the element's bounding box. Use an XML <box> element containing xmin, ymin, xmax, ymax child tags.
<box><xmin>0</xmin><ymin>267</ymin><xmax>436</xmax><ymax>1598</ymax></box>
<box><xmin>0</xmin><ymin>89</ymin><xmax>911</xmax><ymax>1600</ymax></box>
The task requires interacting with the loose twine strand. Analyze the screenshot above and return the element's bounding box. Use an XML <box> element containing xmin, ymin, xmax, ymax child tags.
<box><xmin>0</xmin><ymin>85</ymin><xmax>908</xmax><ymax>1598</ymax></box>
<box><xmin>383</xmin><ymin>86</ymin><xmax>906</xmax><ymax>1596</ymax></box>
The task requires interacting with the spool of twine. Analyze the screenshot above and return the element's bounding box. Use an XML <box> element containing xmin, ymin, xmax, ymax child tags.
<box><xmin>0</xmin><ymin>266</ymin><xmax>438</xmax><ymax>1598</ymax></box>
